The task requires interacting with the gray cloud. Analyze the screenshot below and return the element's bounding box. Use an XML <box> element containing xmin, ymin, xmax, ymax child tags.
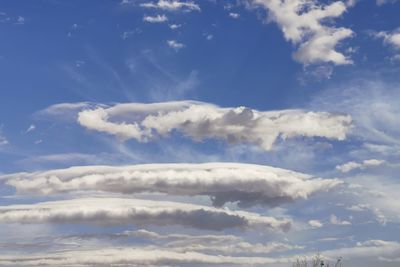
<box><xmin>4</xmin><ymin>163</ymin><xmax>343</xmax><ymax>207</ymax></box>
<box><xmin>0</xmin><ymin>247</ymin><xmax>284</xmax><ymax>266</ymax></box>
<box><xmin>76</xmin><ymin>101</ymin><xmax>352</xmax><ymax>151</ymax></box>
<box><xmin>0</xmin><ymin>197</ymin><xmax>291</xmax><ymax>231</ymax></box>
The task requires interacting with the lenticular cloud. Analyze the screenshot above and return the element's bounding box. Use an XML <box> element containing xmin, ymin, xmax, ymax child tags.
<box><xmin>0</xmin><ymin>197</ymin><xmax>291</xmax><ymax>231</ymax></box>
<box><xmin>4</xmin><ymin>162</ymin><xmax>342</xmax><ymax>207</ymax></box>
<box><xmin>76</xmin><ymin>101</ymin><xmax>352</xmax><ymax>150</ymax></box>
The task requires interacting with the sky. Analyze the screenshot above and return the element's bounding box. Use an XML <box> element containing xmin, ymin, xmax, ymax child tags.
<box><xmin>0</xmin><ymin>0</ymin><xmax>400</xmax><ymax>266</ymax></box>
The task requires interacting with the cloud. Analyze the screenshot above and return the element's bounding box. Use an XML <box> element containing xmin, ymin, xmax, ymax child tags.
<box><xmin>25</xmin><ymin>124</ymin><xmax>36</xmax><ymax>133</ymax></box>
<box><xmin>249</xmin><ymin>0</ymin><xmax>354</xmax><ymax>65</ymax></box>
<box><xmin>4</xmin><ymin>162</ymin><xmax>342</xmax><ymax>207</ymax></box>
<box><xmin>59</xmin><ymin>229</ymin><xmax>301</xmax><ymax>255</ymax></box>
<box><xmin>1</xmin><ymin>238</ymin><xmax>399</xmax><ymax>266</ymax></box>
<box><xmin>372</xmin><ymin>28</ymin><xmax>400</xmax><ymax>60</ymax></box>
<box><xmin>373</xmin><ymin>29</ymin><xmax>400</xmax><ymax>49</ymax></box>
<box><xmin>376</xmin><ymin>0</ymin><xmax>398</xmax><ymax>5</ymax></box>
<box><xmin>0</xmin><ymin>197</ymin><xmax>291</xmax><ymax>231</ymax></box>
<box><xmin>75</xmin><ymin>100</ymin><xmax>352</xmax><ymax>151</ymax></box>
<box><xmin>308</xmin><ymin>219</ymin><xmax>323</xmax><ymax>228</ymax></box>
<box><xmin>143</xmin><ymin>14</ymin><xmax>168</xmax><ymax>23</ymax></box>
<box><xmin>322</xmin><ymin>240</ymin><xmax>400</xmax><ymax>263</ymax></box>
<box><xmin>0</xmin><ymin>126</ymin><xmax>8</xmax><ymax>147</ymax></box>
<box><xmin>310</xmin><ymin>80</ymin><xmax>400</xmax><ymax>147</ymax></box>
<box><xmin>0</xmin><ymin>12</ymin><xmax>25</xmax><ymax>25</ymax></box>
<box><xmin>0</xmin><ymin>247</ymin><xmax>287</xmax><ymax>266</ymax></box>
<box><xmin>140</xmin><ymin>0</ymin><xmax>201</xmax><ymax>12</ymax></box>
<box><xmin>167</xmin><ymin>40</ymin><xmax>185</xmax><ymax>50</ymax></box>
<box><xmin>336</xmin><ymin>159</ymin><xmax>386</xmax><ymax>173</ymax></box>
<box><xmin>0</xmin><ymin>135</ymin><xmax>8</xmax><ymax>147</ymax></box>
<box><xmin>35</xmin><ymin>102</ymin><xmax>98</xmax><ymax>122</ymax></box>
<box><xmin>169</xmin><ymin>23</ymin><xmax>181</xmax><ymax>29</ymax></box>
<box><xmin>229</xmin><ymin>12</ymin><xmax>240</xmax><ymax>19</ymax></box>
<box><xmin>329</xmin><ymin>214</ymin><xmax>351</xmax><ymax>225</ymax></box>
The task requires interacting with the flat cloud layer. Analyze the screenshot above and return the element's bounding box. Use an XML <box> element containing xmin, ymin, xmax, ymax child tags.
<box><xmin>0</xmin><ymin>247</ymin><xmax>283</xmax><ymax>266</ymax></box>
<box><xmin>0</xmin><ymin>197</ymin><xmax>291</xmax><ymax>231</ymax></box>
<box><xmin>76</xmin><ymin>101</ymin><xmax>352</xmax><ymax>151</ymax></box>
<box><xmin>3</xmin><ymin>163</ymin><xmax>343</xmax><ymax>207</ymax></box>
<box><xmin>1</xmin><ymin>239</ymin><xmax>399</xmax><ymax>266</ymax></box>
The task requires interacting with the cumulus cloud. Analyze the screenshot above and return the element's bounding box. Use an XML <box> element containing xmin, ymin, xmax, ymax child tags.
<box><xmin>372</xmin><ymin>28</ymin><xmax>400</xmax><ymax>60</ymax></box>
<box><xmin>249</xmin><ymin>0</ymin><xmax>354</xmax><ymax>65</ymax></box>
<box><xmin>167</xmin><ymin>40</ymin><xmax>185</xmax><ymax>50</ymax></box>
<box><xmin>169</xmin><ymin>23</ymin><xmax>181</xmax><ymax>29</ymax></box>
<box><xmin>140</xmin><ymin>0</ymin><xmax>200</xmax><ymax>12</ymax></box>
<box><xmin>4</xmin><ymin>162</ymin><xmax>343</xmax><ymax>207</ymax></box>
<box><xmin>229</xmin><ymin>12</ymin><xmax>240</xmax><ymax>19</ymax></box>
<box><xmin>0</xmin><ymin>197</ymin><xmax>291</xmax><ymax>231</ymax></box>
<box><xmin>336</xmin><ymin>159</ymin><xmax>386</xmax><ymax>173</ymax></box>
<box><xmin>308</xmin><ymin>219</ymin><xmax>323</xmax><ymax>228</ymax></box>
<box><xmin>329</xmin><ymin>214</ymin><xmax>351</xmax><ymax>225</ymax></box>
<box><xmin>76</xmin><ymin>100</ymin><xmax>352</xmax><ymax>151</ymax></box>
<box><xmin>143</xmin><ymin>14</ymin><xmax>168</xmax><ymax>23</ymax></box>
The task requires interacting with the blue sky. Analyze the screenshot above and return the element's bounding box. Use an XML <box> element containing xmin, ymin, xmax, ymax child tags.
<box><xmin>1</xmin><ymin>0</ymin><xmax>400</xmax><ymax>266</ymax></box>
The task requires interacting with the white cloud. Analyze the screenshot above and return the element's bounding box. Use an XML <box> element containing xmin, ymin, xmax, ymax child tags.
<box><xmin>3</xmin><ymin>162</ymin><xmax>342</xmax><ymax>207</ymax></box>
<box><xmin>169</xmin><ymin>23</ymin><xmax>181</xmax><ymax>29</ymax></box>
<box><xmin>376</xmin><ymin>0</ymin><xmax>399</xmax><ymax>5</ymax></box>
<box><xmin>140</xmin><ymin>0</ymin><xmax>200</xmax><ymax>12</ymax></box>
<box><xmin>373</xmin><ymin>29</ymin><xmax>400</xmax><ymax>49</ymax></box>
<box><xmin>15</xmin><ymin>16</ymin><xmax>25</xmax><ymax>25</ymax></box>
<box><xmin>1</xmin><ymin>238</ymin><xmax>399</xmax><ymax>266</ymax></box>
<box><xmin>35</xmin><ymin>102</ymin><xmax>98</xmax><ymax>122</ymax></box>
<box><xmin>336</xmin><ymin>159</ymin><xmax>386</xmax><ymax>173</ymax></box>
<box><xmin>205</xmin><ymin>34</ymin><xmax>213</xmax><ymax>40</ymax></box>
<box><xmin>0</xmin><ymin>197</ymin><xmax>291</xmax><ymax>231</ymax></box>
<box><xmin>322</xmin><ymin>240</ymin><xmax>400</xmax><ymax>263</ymax></box>
<box><xmin>60</xmin><ymin>229</ymin><xmax>301</xmax><ymax>255</ymax></box>
<box><xmin>250</xmin><ymin>0</ymin><xmax>354</xmax><ymax>65</ymax></box>
<box><xmin>373</xmin><ymin>29</ymin><xmax>400</xmax><ymax>60</ymax></box>
<box><xmin>330</xmin><ymin>214</ymin><xmax>351</xmax><ymax>225</ymax></box>
<box><xmin>0</xmin><ymin>13</ymin><xmax>25</xmax><ymax>25</ymax></box>
<box><xmin>308</xmin><ymin>219</ymin><xmax>323</xmax><ymax>228</ymax></box>
<box><xmin>143</xmin><ymin>14</ymin><xmax>168</xmax><ymax>23</ymax></box>
<box><xmin>0</xmin><ymin>247</ymin><xmax>286</xmax><ymax>266</ymax></box>
<box><xmin>0</xmin><ymin>126</ymin><xmax>8</xmax><ymax>147</ymax></box>
<box><xmin>76</xmin><ymin>101</ymin><xmax>352</xmax><ymax>151</ymax></box>
<box><xmin>167</xmin><ymin>40</ymin><xmax>185</xmax><ymax>50</ymax></box>
<box><xmin>229</xmin><ymin>12</ymin><xmax>240</xmax><ymax>19</ymax></box>
<box><xmin>310</xmin><ymin>80</ymin><xmax>400</xmax><ymax>147</ymax></box>
<box><xmin>0</xmin><ymin>135</ymin><xmax>8</xmax><ymax>146</ymax></box>
<box><xmin>26</xmin><ymin>124</ymin><xmax>35</xmax><ymax>133</ymax></box>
